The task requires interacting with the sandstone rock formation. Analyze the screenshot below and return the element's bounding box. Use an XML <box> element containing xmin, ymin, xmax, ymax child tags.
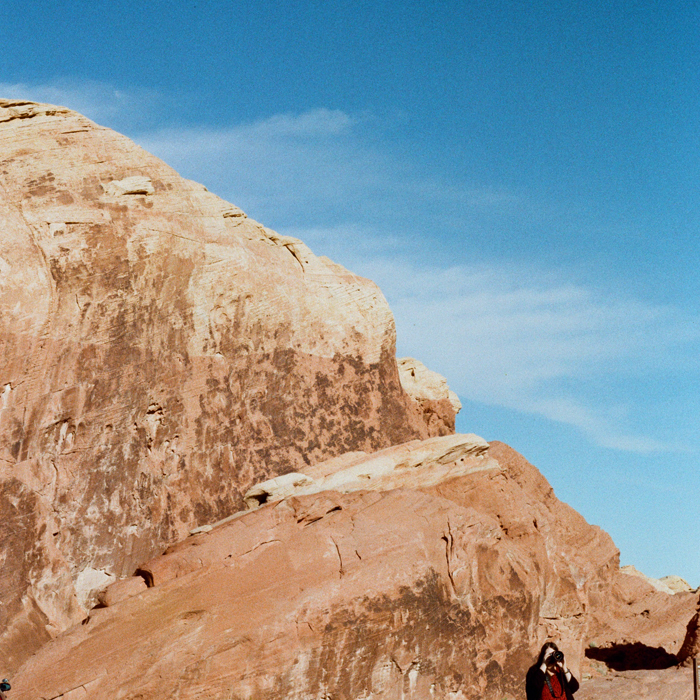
<box><xmin>585</xmin><ymin>566</ymin><xmax>698</xmax><ymax>671</ymax></box>
<box><xmin>0</xmin><ymin>98</ymin><xmax>454</xmax><ymax>671</ymax></box>
<box><xmin>242</xmin><ymin>433</ymin><xmax>489</xmax><ymax>509</ymax></box>
<box><xmin>677</xmin><ymin>605</ymin><xmax>700</xmax><ymax>666</ymax></box>
<box><xmin>619</xmin><ymin>565</ymin><xmax>694</xmax><ymax>595</ymax></box>
<box><xmin>12</xmin><ymin>436</ymin><xmax>624</xmax><ymax>700</ymax></box>
<box><xmin>398</xmin><ymin>357</ymin><xmax>461</xmax><ymax>435</ymax></box>
<box><xmin>661</xmin><ymin>576</ymin><xmax>696</xmax><ymax>594</ymax></box>
<box><xmin>3</xmin><ymin>98</ymin><xmax>695</xmax><ymax>700</ymax></box>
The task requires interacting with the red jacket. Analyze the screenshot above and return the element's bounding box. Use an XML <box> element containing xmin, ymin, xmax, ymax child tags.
<box><xmin>526</xmin><ymin>665</ymin><xmax>579</xmax><ymax>700</ymax></box>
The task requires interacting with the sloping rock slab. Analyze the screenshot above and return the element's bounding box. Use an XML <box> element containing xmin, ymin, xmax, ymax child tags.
<box><xmin>13</xmin><ymin>438</ymin><xmax>624</xmax><ymax>700</ymax></box>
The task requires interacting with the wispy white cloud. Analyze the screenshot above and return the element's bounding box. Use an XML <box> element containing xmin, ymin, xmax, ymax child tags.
<box><xmin>135</xmin><ymin>110</ymin><xmax>409</xmax><ymax>223</ymax></box>
<box><xmin>274</xmin><ymin>232</ymin><xmax>697</xmax><ymax>452</ymax></box>
<box><xmin>0</xmin><ymin>78</ymin><xmax>162</xmax><ymax>130</ymax></box>
<box><xmin>233</xmin><ymin>109</ymin><xmax>357</xmax><ymax>137</ymax></box>
<box><xmin>133</xmin><ymin>104</ymin><xmax>700</xmax><ymax>454</ymax></box>
<box><xmin>143</xmin><ymin>108</ymin><xmax>357</xmax><ymax>153</ymax></box>
<box><xmin>134</xmin><ymin>110</ymin><xmax>522</xmax><ymax>234</ymax></box>
<box><xmin>348</xmin><ymin>255</ymin><xmax>699</xmax><ymax>453</ymax></box>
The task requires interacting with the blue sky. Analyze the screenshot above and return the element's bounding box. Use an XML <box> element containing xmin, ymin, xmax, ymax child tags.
<box><xmin>2</xmin><ymin>0</ymin><xmax>698</xmax><ymax>586</ymax></box>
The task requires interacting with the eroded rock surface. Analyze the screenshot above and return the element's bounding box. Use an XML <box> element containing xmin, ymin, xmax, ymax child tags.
<box><xmin>13</xmin><ymin>437</ymin><xmax>628</xmax><ymax>700</ymax></box>
<box><xmin>677</xmin><ymin>605</ymin><xmax>700</xmax><ymax>666</ymax></box>
<box><xmin>243</xmin><ymin>433</ymin><xmax>490</xmax><ymax>509</ymax></box>
<box><xmin>578</xmin><ymin>667</ymin><xmax>696</xmax><ymax>700</ymax></box>
<box><xmin>398</xmin><ymin>357</ymin><xmax>461</xmax><ymax>435</ymax></box>
<box><xmin>620</xmin><ymin>565</ymin><xmax>695</xmax><ymax>595</ymax></box>
<box><xmin>585</xmin><ymin>567</ymin><xmax>698</xmax><ymax>670</ymax></box>
<box><xmin>0</xmin><ymin>99</ymin><xmax>444</xmax><ymax>670</ymax></box>
<box><xmin>3</xmin><ymin>99</ymin><xmax>694</xmax><ymax>699</ymax></box>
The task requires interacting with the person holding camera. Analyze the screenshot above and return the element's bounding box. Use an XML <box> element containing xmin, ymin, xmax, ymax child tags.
<box><xmin>526</xmin><ymin>642</ymin><xmax>579</xmax><ymax>700</ymax></box>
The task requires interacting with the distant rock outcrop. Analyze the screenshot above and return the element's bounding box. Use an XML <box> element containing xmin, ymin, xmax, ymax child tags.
<box><xmin>585</xmin><ymin>565</ymin><xmax>698</xmax><ymax>671</ymax></box>
<box><xmin>0</xmin><ymin>99</ymin><xmax>449</xmax><ymax>671</ymax></box>
<box><xmin>398</xmin><ymin>357</ymin><xmax>461</xmax><ymax>435</ymax></box>
<box><xmin>619</xmin><ymin>565</ymin><xmax>694</xmax><ymax>595</ymax></box>
<box><xmin>677</xmin><ymin>606</ymin><xmax>700</xmax><ymax>666</ymax></box>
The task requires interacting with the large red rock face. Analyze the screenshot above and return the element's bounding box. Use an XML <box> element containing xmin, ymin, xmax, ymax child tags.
<box><xmin>12</xmin><ymin>436</ymin><xmax>623</xmax><ymax>700</ymax></box>
<box><xmin>0</xmin><ymin>99</ymin><xmax>449</xmax><ymax>670</ymax></box>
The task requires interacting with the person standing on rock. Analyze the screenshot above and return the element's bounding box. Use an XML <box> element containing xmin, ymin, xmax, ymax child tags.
<box><xmin>526</xmin><ymin>642</ymin><xmax>579</xmax><ymax>700</ymax></box>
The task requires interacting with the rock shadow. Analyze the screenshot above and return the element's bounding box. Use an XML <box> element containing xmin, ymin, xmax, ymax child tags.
<box><xmin>586</xmin><ymin>643</ymin><xmax>678</xmax><ymax>671</ymax></box>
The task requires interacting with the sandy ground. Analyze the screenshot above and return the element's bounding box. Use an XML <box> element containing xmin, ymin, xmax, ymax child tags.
<box><xmin>578</xmin><ymin>666</ymin><xmax>697</xmax><ymax>700</ymax></box>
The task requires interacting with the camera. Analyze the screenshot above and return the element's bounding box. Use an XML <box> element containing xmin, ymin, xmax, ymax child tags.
<box><xmin>0</xmin><ymin>679</ymin><xmax>10</xmax><ymax>692</ymax></box>
<box><xmin>553</xmin><ymin>651</ymin><xmax>564</xmax><ymax>662</ymax></box>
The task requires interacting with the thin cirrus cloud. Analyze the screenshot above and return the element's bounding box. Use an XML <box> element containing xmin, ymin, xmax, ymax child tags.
<box><xmin>384</xmin><ymin>260</ymin><xmax>696</xmax><ymax>449</ymax></box>
<box><xmin>0</xmin><ymin>79</ymin><xmax>163</xmax><ymax>131</ymax></box>
<box><xmin>134</xmin><ymin>109</ymin><xmax>522</xmax><ymax>233</ymax></box>
<box><xmin>2</xmin><ymin>80</ymin><xmax>697</xmax><ymax>454</ymax></box>
<box><xmin>293</xmin><ymin>249</ymin><xmax>699</xmax><ymax>454</ymax></box>
<box><xmin>136</xmin><ymin>112</ymin><xmax>415</xmax><ymax>226</ymax></box>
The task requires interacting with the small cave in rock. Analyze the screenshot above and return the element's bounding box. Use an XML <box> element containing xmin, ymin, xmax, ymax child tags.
<box><xmin>586</xmin><ymin>643</ymin><xmax>678</xmax><ymax>671</ymax></box>
<box><xmin>134</xmin><ymin>568</ymin><xmax>154</xmax><ymax>588</ymax></box>
<box><xmin>248</xmin><ymin>492</ymin><xmax>270</xmax><ymax>507</ymax></box>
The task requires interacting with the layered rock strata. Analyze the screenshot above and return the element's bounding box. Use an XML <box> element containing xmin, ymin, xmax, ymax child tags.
<box><xmin>13</xmin><ymin>436</ymin><xmax>623</xmax><ymax>700</ymax></box>
<box><xmin>0</xmin><ymin>99</ymin><xmax>455</xmax><ymax>670</ymax></box>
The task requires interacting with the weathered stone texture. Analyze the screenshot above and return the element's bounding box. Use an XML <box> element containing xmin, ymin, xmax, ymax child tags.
<box><xmin>0</xmin><ymin>99</ymin><xmax>442</xmax><ymax>670</ymax></box>
<box><xmin>677</xmin><ymin>607</ymin><xmax>700</xmax><ymax>666</ymax></box>
<box><xmin>585</xmin><ymin>564</ymin><xmax>698</xmax><ymax>669</ymax></box>
<box><xmin>398</xmin><ymin>357</ymin><xmax>461</xmax><ymax>436</ymax></box>
<box><xmin>3</xmin><ymin>100</ymin><xmax>694</xmax><ymax>698</ymax></box>
<box><xmin>12</xmin><ymin>437</ymin><xmax>625</xmax><ymax>700</ymax></box>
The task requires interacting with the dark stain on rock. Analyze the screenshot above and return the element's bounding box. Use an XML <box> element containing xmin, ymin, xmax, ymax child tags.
<box><xmin>56</xmin><ymin>190</ymin><xmax>74</xmax><ymax>205</ymax></box>
<box><xmin>26</xmin><ymin>172</ymin><xmax>56</xmax><ymax>197</ymax></box>
<box><xmin>245</xmin><ymin>570</ymin><xmax>534</xmax><ymax>700</ymax></box>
